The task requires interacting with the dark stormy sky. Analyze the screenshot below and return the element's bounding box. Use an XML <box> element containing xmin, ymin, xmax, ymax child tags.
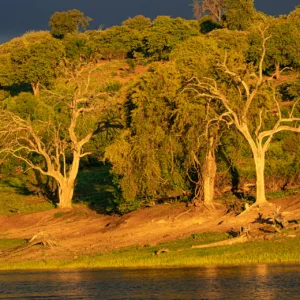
<box><xmin>0</xmin><ymin>0</ymin><xmax>299</xmax><ymax>43</ymax></box>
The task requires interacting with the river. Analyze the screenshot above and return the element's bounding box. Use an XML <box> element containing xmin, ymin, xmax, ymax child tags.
<box><xmin>0</xmin><ymin>265</ymin><xmax>299</xmax><ymax>299</ymax></box>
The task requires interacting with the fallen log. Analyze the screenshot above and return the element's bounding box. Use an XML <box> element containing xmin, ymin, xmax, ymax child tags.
<box><xmin>191</xmin><ymin>236</ymin><xmax>248</xmax><ymax>249</ymax></box>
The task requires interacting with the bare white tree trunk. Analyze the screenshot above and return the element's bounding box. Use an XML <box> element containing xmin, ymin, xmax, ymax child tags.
<box><xmin>31</xmin><ymin>82</ymin><xmax>40</xmax><ymax>97</ymax></box>
<box><xmin>275</xmin><ymin>63</ymin><xmax>281</xmax><ymax>79</ymax></box>
<box><xmin>253</xmin><ymin>149</ymin><xmax>267</xmax><ymax>204</ymax></box>
<box><xmin>58</xmin><ymin>182</ymin><xmax>75</xmax><ymax>209</ymax></box>
<box><xmin>241</xmin><ymin>128</ymin><xmax>269</xmax><ymax>204</ymax></box>
<box><xmin>202</xmin><ymin>138</ymin><xmax>217</xmax><ymax>204</ymax></box>
<box><xmin>57</xmin><ymin>153</ymin><xmax>80</xmax><ymax>208</ymax></box>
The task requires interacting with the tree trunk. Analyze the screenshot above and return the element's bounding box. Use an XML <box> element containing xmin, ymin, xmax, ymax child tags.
<box><xmin>275</xmin><ymin>63</ymin><xmax>281</xmax><ymax>79</ymax></box>
<box><xmin>253</xmin><ymin>150</ymin><xmax>267</xmax><ymax>204</ymax></box>
<box><xmin>57</xmin><ymin>152</ymin><xmax>81</xmax><ymax>208</ymax></box>
<box><xmin>202</xmin><ymin>142</ymin><xmax>217</xmax><ymax>204</ymax></box>
<box><xmin>58</xmin><ymin>181</ymin><xmax>75</xmax><ymax>209</ymax></box>
<box><xmin>31</xmin><ymin>82</ymin><xmax>40</xmax><ymax>97</ymax></box>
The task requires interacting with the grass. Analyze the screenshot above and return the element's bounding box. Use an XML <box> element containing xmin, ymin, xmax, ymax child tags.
<box><xmin>59</xmin><ymin>232</ymin><xmax>300</xmax><ymax>268</ymax></box>
<box><xmin>0</xmin><ymin>238</ymin><xmax>27</xmax><ymax>250</ymax></box>
<box><xmin>266</xmin><ymin>188</ymin><xmax>300</xmax><ymax>200</ymax></box>
<box><xmin>0</xmin><ymin>164</ymin><xmax>115</xmax><ymax>216</ymax></box>
<box><xmin>0</xmin><ymin>183</ymin><xmax>54</xmax><ymax>216</ymax></box>
<box><xmin>217</xmin><ymin>188</ymin><xmax>300</xmax><ymax>205</ymax></box>
<box><xmin>0</xmin><ymin>230</ymin><xmax>299</xmax><ymax>270</ymax></box>
<box><xmin>53</xmin><ymin>211</ymin><xmax>69</xmax><ymax>219</ymax></box>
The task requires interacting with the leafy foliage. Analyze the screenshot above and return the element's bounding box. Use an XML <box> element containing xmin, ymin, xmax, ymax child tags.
<box><xmin>122</xmin><ymin>15</ymin><xmax>151</xmax><ymax>30</ymax></box>
<box><xmin>106</xmin><ymin>62</ymin><xmax>188</xmax><ymax>209</ymax></box>
<box><xmin>1</xmin><ymin>9</ymin><xmax>300</xmax><ymax>212</ymax></box>
<box><xmin>248</xmin><ymin>17</ymin><xmax>300</xmax><ymax>76</ymax></box>
<box><xmin>223</xmin><ymin>0</ymin><xmax>256</xmax><ymax>30</ymax></box>
<box><xmin>49</xmin><ymin>9</ymin><xmax>92</xmax><ymax>39</ymax></box>
<box><xmin>89</xmin><ymin>26</ymin><xmax>144</xmax><ymax>60</ymax></box>
<box><xmin>0</xmin><ymin>32</ymin><xmax>65</xmax><ymax>95</ymax></box>
<box><xmin>144</xmin><ymin>16</ymin><xmax>200</xmax><ymax>61</ymax></box>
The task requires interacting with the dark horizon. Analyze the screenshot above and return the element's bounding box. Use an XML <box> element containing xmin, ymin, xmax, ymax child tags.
<box><xmin>0</xmin><ymin>0</ymin><xmax>299</xmax><ymax>44</ymax></box>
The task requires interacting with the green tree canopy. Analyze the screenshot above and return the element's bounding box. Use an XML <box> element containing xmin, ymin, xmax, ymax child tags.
<box><xmin>49</xmin><ymin>9</ymin><xmax>92</xmax><ymax>39</ymax></box>
<box><xmin>122</xmin><ymin>15</ymin><xmax>152</xmax><ymax>30</ymax></box>
<box><xmin>144</xmin><ymin>16</ymin><xmax>200</xmax><ymax>60</ymax></box>
<box><xmin>106</xmin><ymin>62</ymin><xmax>188</xmax><ymax>211</ymax></box>
<box><xmin>223</xmin><ymin>0</ymin><xmax>256</xmax><ymax>30</ymax></box>
<box><xmin>170</xmin><ymin>35</ymin><xmax>221</xmax><ymax>79</ymax></box>
<box><xmin>288</xmin><ymin>6</ymin><xmax>300</xmax><ymax>21</ymax></box>
<box><xmin>90</xmin><ymin>25</ymin><xmax>144</xmax><ymax>60</ymax></box>
<box><xmin>248</xmin><ymin>18</ymin><xmax>300</xmax><ymax>78</ymax></box>
<box><xmin>63</xmin><ymin>33</ymin><xmax>97</xmax><ymax>62</ymax></box>
<box><xmin>0</xmin><ymin>31</ymin><xmax>65</xmax><ymax>96</ymax></box>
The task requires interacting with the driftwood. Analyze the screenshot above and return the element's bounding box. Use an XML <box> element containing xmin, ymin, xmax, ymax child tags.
<box><xmin>267</xmin><ymin>206</ymin><xmax>289</xmax><ymax>230</ymax></box>
<box><xmin>191</xmin><ymin>235</ymin><xmax>248</xmax><ymax>249</ymax></box>
<box><xmin>28</xmin><ymin>231</ymin><xmax>58</xmax><ymax>248</ymax></box>
<box><xmin>0</xmin><ymin>231</ymin><xmax>58</xmax><ymax>257</ymax></box>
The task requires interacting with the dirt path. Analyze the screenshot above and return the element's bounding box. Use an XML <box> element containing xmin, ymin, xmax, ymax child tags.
<box><xmin>1</xmin><ymin>196</ymin><xmax>300</xmax><ymax>262</ymax></box>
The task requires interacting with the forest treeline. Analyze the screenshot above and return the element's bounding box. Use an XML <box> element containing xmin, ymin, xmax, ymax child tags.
<box><xmin>0</xmin><ymin>1</ymin><xmax>299</xmax><ymax>212</ymax></box>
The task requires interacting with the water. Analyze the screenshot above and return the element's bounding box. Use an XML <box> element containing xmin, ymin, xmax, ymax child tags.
<box><xmin>0</xmin><ymin>265</ymin><xmax>299</xmax><ymax>299</ymax></box>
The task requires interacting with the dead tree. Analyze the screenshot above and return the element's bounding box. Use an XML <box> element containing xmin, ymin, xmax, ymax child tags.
<box><xmin>193</xmin><ymin>0</ymin><xmax>224</xmax><ymax>22</ymax></box>
<box><xmin>188</xmin><ymin>26</ymin><xmax>300</xmax><ymax>205</ymax></box>
<box><xmin>0</xmin><ymin>64</ymin><xmax>123</xmax><ymax>208</ymax></box>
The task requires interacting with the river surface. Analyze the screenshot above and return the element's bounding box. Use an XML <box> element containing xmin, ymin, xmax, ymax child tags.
<box><xmin>0</xmin><ymin>265</ymin><xmax>299</xmax><ymax>299</ymax></box>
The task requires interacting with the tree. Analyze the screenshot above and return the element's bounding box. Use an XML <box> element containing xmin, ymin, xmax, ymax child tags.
<box><xmin>171</xmin><ymin>36</ymin><xmax>224</xmax><ymax>204</ymax></box>
<box><xmin>192</xmin><ymin>0</ymin><xmax>224</xmax><ymax>22</ymax></box>
<box><xmin>63</xmin><ymin>33</ymin><xmax>97</xmax><ymax>62</ymax></box>
<box><xmin>173</xmin><ymin>91</ymin><xmax>220</xmax><ymax>205</ymax></box>
<box><xmin>208</xmin><ymin>28</ymin><xmax>249</xmax><ymax>53</ymax></box>
<box><xmin>49</xmin><ymin>9</ymin><xmax>92</xmax><ymax>39</ymax></box>
<box><xmin>288</xmin><ymin>6</ymin><xmax>300</xmax><ymax>21</ymax></box>
<box><xmin>122</xmin><ymin>15</ymin><xmax>151</xmax><ymax>31</ymax></box>
<box><xmin>189</xmin><ymin>27</ymin><xmax>300</xmax><ymax>205</ymax></box>
<box><xmin>144</xmin><ymin>16</ymin><xmax>200</xmax><ymax>60</ymax></box>
<box><xmin>0</xmin><ymin>64</ymin><xmax>123</xmax><ymax>208</ymax></box>
<box><xmin>106</xmin><ymin>62</ymin><xmax>188</xmax><ymax>210</ymax></box>
<box><xmin>223</xmin><ymin>0</ymin><xmax>256</xmax><ymax>31</ymax></box>
<box><xmin>248</xmin><ymin>17</ymin><xmax>300</xmax><ymax>79</ymax></box>
<box><xmin>91</xmin><ymin>25</ymin><xmax>144</xmax><ymax>60</ymax></box>
<box><xmin>0</xmin><ymin>32</ymin><xmax>65</xmax><ymax>96</ymax></box>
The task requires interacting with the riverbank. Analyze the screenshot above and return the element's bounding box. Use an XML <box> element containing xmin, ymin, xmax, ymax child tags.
<box><xmin>1</xmin><ymin>194</ymin><xmax>300</xmax><ymax>270</ymax></box>
<box><xmin>1</xmin><ymin>223</ymin><xmax>300</xmax><ymax>270</ymax></box>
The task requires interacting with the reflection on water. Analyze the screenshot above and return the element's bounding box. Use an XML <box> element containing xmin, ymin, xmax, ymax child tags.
<box><xmin>0</xmin><ymin>265</ymin><xmax>299</xmax><ymax>299</ymax></box>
